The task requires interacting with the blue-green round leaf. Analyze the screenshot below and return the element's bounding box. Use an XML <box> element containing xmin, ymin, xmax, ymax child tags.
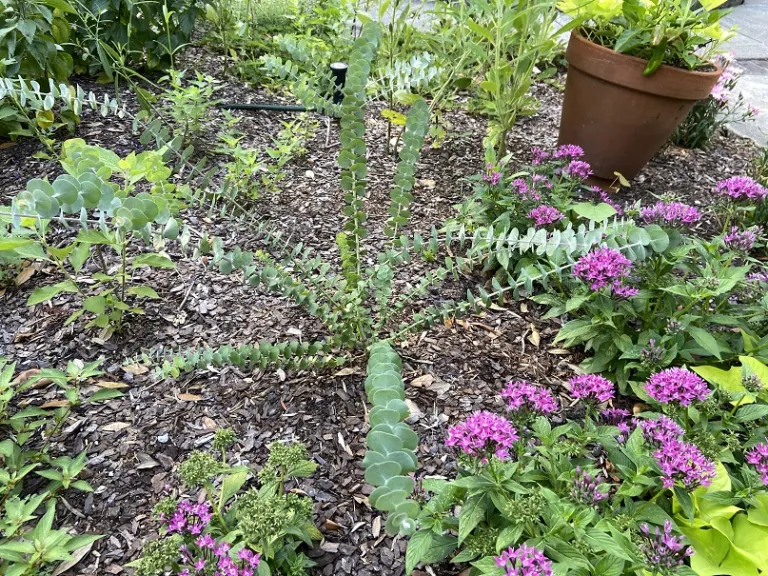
<box><xmin>364</xmin><ymin>461</ymin><xmax>401</xmax><ymax>486</ymax></box>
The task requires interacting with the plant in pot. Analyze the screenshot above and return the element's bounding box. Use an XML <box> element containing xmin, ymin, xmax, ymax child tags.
<box><xmin>557</xmin><ymin>0</ymin><xmax>733</xmax><ymax>187</ymax></box>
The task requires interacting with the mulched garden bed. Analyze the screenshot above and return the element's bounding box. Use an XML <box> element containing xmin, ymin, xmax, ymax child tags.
<box><xmin>0</xmin><ymin>45</ymin><xmax>760</xmax><ymax>575</ymax></box>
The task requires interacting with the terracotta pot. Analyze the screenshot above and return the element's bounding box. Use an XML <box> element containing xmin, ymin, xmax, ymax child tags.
<box><xmin>558</xmin><ymin>31</ymin><xmax>722</xmax><ymax>186</ymax></box>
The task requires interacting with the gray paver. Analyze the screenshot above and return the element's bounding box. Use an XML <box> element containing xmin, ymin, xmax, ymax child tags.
<box><xmin>723</xmin><ymin>1</ymin><xmax>768</xmax><ymax>146</ymax></box>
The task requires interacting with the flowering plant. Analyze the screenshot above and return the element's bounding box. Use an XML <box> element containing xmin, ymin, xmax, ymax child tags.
<box><xmin>713</xmin><ymin>175</ymin><xmax>768</xmax><ymax>232</ymax></box>
<box><xmin>558</xmin><ymin>0</ymin><xmax>733</xmax><ymax>75</ymax></box>
<box><xmin>131</xmin><ymin>435</ymin><xmax>320</xmax><ymax>576</ymax></box>
<box><xmin>534</xmin><ymin>232</ymin><xmax>768</xmax><ymax>390</ymax></box>
<box><xmin>672</xmin><ymin>53</ymin><xmax>759</xmax><ymax>149</ymax></box>
<box><xmin>454</xmin><ymin>145</ymin><xmax>619</xmax><ymax>236</ymax></box>
<box><xmin>405</xmin><ymin>381</ymin><xmax>715</xmax><ymax>576</ymax></box>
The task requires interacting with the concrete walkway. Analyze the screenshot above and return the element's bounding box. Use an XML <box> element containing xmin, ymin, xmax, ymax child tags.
<box><xmin>722</xmin><ymin>0</ymin><xmax>768</xmax><ymax>146</ymax></box>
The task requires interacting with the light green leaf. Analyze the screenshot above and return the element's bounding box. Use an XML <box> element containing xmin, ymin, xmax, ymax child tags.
<box><xmin>571</xmin><ymin>202</ymin><xmax>617</xmax><ymax>223</ymax></box>
<box><xmin>131</xmin><ymin>253</ymin><xmax>175</xmax><ymax>269</ymax></box>
<box><xmin>126</xmin><ymin>285</ymin><xmax>160</xmax><ymax>299</ymax></box>
<box><xmin>27</xmin><ymin>280</ymin><xmax>79</xmax><ymax>306</ymax></box>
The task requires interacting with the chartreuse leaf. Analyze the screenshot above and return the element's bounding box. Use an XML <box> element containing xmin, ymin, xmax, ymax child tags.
<box><xmin>571</xmin><ymin>202</ymin><xmax>617</xmax><ymax>222</ymax></box>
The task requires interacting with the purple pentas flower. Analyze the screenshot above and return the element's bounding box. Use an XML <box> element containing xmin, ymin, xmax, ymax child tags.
<box><xmin>512</xmin><ymin>178</ymin><xmax>541</xmax><ymax>202</ymax></box>
<box><xmin>532</xmin><ymin>174</ymin><xmax>553</xmax><ymax>190</ymax></box>
<box><xmin>528</xmin><ymin>205</ymin><xmax>564</xmax><ymax>226</ymax></box>
<box><xmin>746</xmin><ymin>443</ymin><xmax>768</xmax><ymax>486</ymax></box>
<box><xmin>568</xmin><ymin>374</ymin><xmax>614</xmax><ymax>403</ymax></box>
<box><xmin>653</xmin><ymin>439</ymin><xmax>716</xmax><ymax>489</ymax></box>
<box><xmin>484</xmin><ymin>162</ymin><xmax>502</xmax><ymax>186</ymax></box>
<box><xmin>613</xmin><ymin>284</ymin><xmax>639</xmax><ymax>298</ymax></box>
<box><xmin>600</xmin><ymin>408</ymin><xmax>631</xmax><ymax>425</ymax></box>
<box><xmin>640</xmin><ymin>416</ymin><xmax>684</xmax><ymax>447</ymax></box>
<box><xmin>570</xmin><ymin>467</ymin><xmax>609</xmax><ymax>506</ymax></box>
<box><xmin>724</xmin><ymin>227</ymin><xmax>757</xmax><ymax>252</ymax></box>
<box><xmin>531</xmin><ymin>147</ymin><xmax>550</xmax><ymax>165</ymax></box>
<box><xmin>165</xmin><ymin>500</ymin><xmax>213</xmax><ymax>535</ymax></box>
<box><xmin>446</xmin><ymin>411</ymin><xmax>519</xmax><ymax>461</ymax></box>
<box><xmin>716</xmin><ymin>176</ymin><xmax>768</xmax><ymax>201</ymax></box>
<box><xmin>501</xmin><ymin>381</ymin><xmax>559</xmax><ymax>415</ymax></box>
<box><xmin>644</xmin><ymin>368</ymin><xmax>711</xmax><ymax>406</ymax></box>
<box><xmin>639</xmin><ymin>520</ymin><xmax>694</xmax><ymax>572</ymax></box>
<box><xmin>572</xmin><ymin>247</ymin><xmax>635</xmax><ymax>297</ymax></box>
<box><xmin>748</xmin><ymin>271</ymin><xmax>768</xmax><ymax>284</ymax></box>
<box><xmin>179</xmin><ymin>536</ymin><xmax>260</xmax><ymax>576</ymax></box>
<box><xmin>553</xmin><ymin>144</ymin><xmax>585</xmax><ymax>161</ymax></box>
<box><xmin>564</xmin><ymin>160</ymin><xmax>593</xmax><ymax>180</ymax></box>
<box><xmin>495</xmin><ymin>544</ymin><xmax>553</xmax><ymax>576</ymax></box>
<box><xmin>640</xmin><ymin>201</ymin><xmax>701</xmax><ymax>227</ymax></box>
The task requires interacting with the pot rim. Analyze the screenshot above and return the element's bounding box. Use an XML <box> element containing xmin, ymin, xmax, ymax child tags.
<box><xmin>571</xmin><ymin>28</ymin><xmax>723</xmax><ymax>79</ymax></box>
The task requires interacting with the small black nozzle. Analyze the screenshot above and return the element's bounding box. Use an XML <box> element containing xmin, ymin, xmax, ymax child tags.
<box><xmin>330</xmin><ymin>62</ymin><xmax>349</xmax><ymax>105</ymax></box>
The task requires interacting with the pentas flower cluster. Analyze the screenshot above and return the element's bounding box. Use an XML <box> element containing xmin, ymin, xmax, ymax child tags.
<box><xmin>484</xmin><ymin>162</ymin><xmax>502</xmax><ymax>186</ymax></box>
<box><xmin>638</xmin><ymin>521</ymin><xmax>693</xmax><ymax>573</ymax></box>
<box><xmin>179</xmin><ymin>537</ymin><xmax>260</xmax><ymax>576</ymax></box>
<box><xmin>748</xmin><ymin>271</ymin><xmax>768</xmax><ymax>284</ymax></box>
<box><xmin>495</xmin><ymin>544</ymin><xmax>553</xmax><ymax>576</ymax></box>
<box><xmin>723</xmin><ymin>226</ymin><xmax>757</xmax><ymax>252</ymax></box>
<box><xmin>641</xmin><ymin>339</ymin><xmax>665</xmax><ymax>368</ymax></box>
<box><xmin>572</xmin><ymin>247</ymin><xmax>637</xmax><ymax>297</ymax></box>
<box><xmin>644</xmin><ymin>368</ymin><xmax>711</xmax><ymax>406</ymax></box>
<box><xmin>531</xmin><ymin>143</ymin><xmax>584</xmax><ymax>165</ymax></box>
<box><xmin>600</xmin><ymin>408</ymin><xmax>633</xmax><ymax>442</ymax></box>
<box><xmin>640</xmin><ymin>416</ymin><xmax>685</xmax><ymax>447</ymax></box>
<box><xmin>746</xmin><ymin>443</ymin><xmax>768</xmax><ymax>486</ymax></box>
<box><xmin>501</xmin><ymin>381</ymin><xmax>559</xmax><ymax>416</ymax></box>
<box><xmin>512</xmin><ymin>178</ymin><xmax>542</xmax><ymax>202</ymax></box>
<box><xmin>653</xmin><ymin>439</ymin><xmax>716</xmax><ymax>489</ymax></box>
<box><xmin>446</xmin><ymin>411</ymin><xmax>519</xmax><ymax>461</ymax></box>
<box><xmin>564</xmin><ymin>160</ymin><xmax>593</xmax><ymax>180</ymax></box>
<box><xmin>600</xmin><ymin>408</ymin><xmax>630</xmax><ymax>425</ymax></box>
<box><xmin>716</xmin><ymin>176</ymin><xmax>768</xmax><ymax>201</ymax></box>
<box><xmin>163</xmin><ymin>500</ymin><xmax>213</xmax><ymax>536</ymax></box>
<box><xmin>640</xmin><ymin>201</ymin><xmax>701</xmax><ymax>227</ymax></box>
<box><xmin>553</xmin><ymin>144</ymin><xmax>584</xmax><ymax>160</ymax></box>
<box><xmin>528</xmin><ymin>205</ymin><xmax>564</xmax><ymax>226</ymax></box>
<box><xmin>570</xmin><ymin>467</ymin><xmax>609</xmax><ymax>506</ymax></box>
<box><xmin>568</xmin><ymin>374</ymin><xmax>614</xmax><ymax>403</ymax></box>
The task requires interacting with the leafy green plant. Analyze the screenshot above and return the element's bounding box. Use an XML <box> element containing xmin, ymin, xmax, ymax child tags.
<box><xmin>672</xmin><ymin>54</ymin><xmax>758</xmax><ymax>149</ymax></box>
<box><xmin>0</xmin><ymin>77</ymin><xmax>124</xmax><ymax>151</ymax></box>
<box><xmin>71</xmin><ymin>0</ymin><xmax>209</xmax><ymax>73</ymax></box>
<box><xmin>1</xmin><ymin>357</ymin><xmax>121</xmax><ymax>576</ymax></box>
<box><xmin>462</xmin><ymin>0</ymin><xmax>566</xmax><ymax>156</ymax></box>
<box><xmin>0</xmin><ymin>0</ymin><xmax>75</xmax><ymax>81</ymax></box>
<box><xmin>559</xmin><ymin>0</ymin><xmax>732</xmax><ymax>75</ymax></box>
<box><xmin>262</xmin><ymin>113</ymin><xmax>317</xmax><ymax>192</ymax></box>
<box><xmin>214</xmin><ymin>112</ymin><xmax>263</xmax><ymax>201</ymax></box>
<box><xmin>452</xmin><ymin>144</ymin><xmax>617</xmax><ymax>235</ymax></box>
<box><xmin>5</xmin><ymin>138</ymin><xmax>185</xmax><ymax>333</ymax></box>
<box><xmin>0</xmin><ymin>212</ymin><xmax>26</xmax><ymax>285</ymax></box>
<box><xmin>161</xmin><ymin>70</ymin><xmax>221</xmax><ymax>145</ymax></box>
<box><xmin>536</xmin><ymin>236</ymin><xmax>768</xmax><ymax>391</ymax></box>
<box><xmin>406</xmin><ymin>380</ymin><xmax>682</xmax><ymax>576</ymax></box>
<box><xmin>131</xmin><ymin>435</ymin><xmax>320</xmax><ymax>576</ymax></box>
<box><xmin>149</xmin><ymin>23</ymin><xmax>472</xmax><ymax>378</ymax></box>
<box><xmin>363</xmin><ymin>342</ymin><xmax>420</xmax><ymax>536</ymax></box>
<box><xmin>256</xmin><ymin>33</ymin><xmax>345</xmax><ymax>115</ymax></box>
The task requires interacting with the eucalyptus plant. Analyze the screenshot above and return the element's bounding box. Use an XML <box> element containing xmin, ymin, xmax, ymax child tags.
<box><xmin>5</xmin><ymin>139</ymin><xmax>185</xmax><ymax>332</ymax></box>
